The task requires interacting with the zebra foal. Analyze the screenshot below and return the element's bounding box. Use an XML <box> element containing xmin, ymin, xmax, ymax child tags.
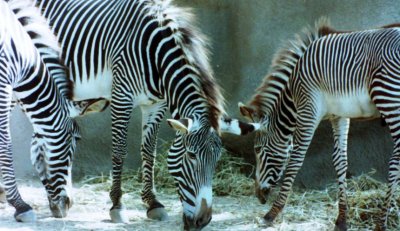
<box><xmin>0</xmin><ymin>0</ymin><xmax>84</xmax><ymax>222</ymax></box>
<box><xmin>240</xmin><ymin>20</ymin><xmax>400</xmax><ymax>230</ymax></box>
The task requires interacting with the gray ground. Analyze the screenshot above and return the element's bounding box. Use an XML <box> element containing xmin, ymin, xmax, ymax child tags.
<box><xmin>0</xmin><ymin>182</ymin><xmax>333</xmax><ymax>231</ymax></box>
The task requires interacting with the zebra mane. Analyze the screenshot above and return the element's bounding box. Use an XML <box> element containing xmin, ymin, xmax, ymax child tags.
<box><xmin>249</xmin><ymin>18</ymin><xmax>334</xmax><ymax>117</ymax></box>
<box><xmin>148</xmin><ymin>0</ymin><xmax>225</xmax><ymax>130</ymax></box>
<box><xmin>7</xmin><ymin>0</ymin><xmax>73</xmax><ymax>99</ymax></box>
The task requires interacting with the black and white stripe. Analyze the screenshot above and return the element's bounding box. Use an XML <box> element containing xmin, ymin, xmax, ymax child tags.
<box><xmin>0</xmin><ymin>0</ymin><xmax>80</xmax><ymax>222</ymax></box>
<box><xmin>241</xmin><ymin>20</ymin><xmax>400</xmax><ymax>230</ymax></box>
<box><xmin>33</xmin><ymin>0</ymin><xmax>258</xmax><ymax>228</ymax></box>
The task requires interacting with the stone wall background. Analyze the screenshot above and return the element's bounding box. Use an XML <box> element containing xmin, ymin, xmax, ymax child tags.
<box><xmin>9</xmin><ymin>0</ymin><xmax>400</xmax><ymax>188</ymax></box>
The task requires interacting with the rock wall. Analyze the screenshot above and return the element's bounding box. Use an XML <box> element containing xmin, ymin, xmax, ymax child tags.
<box><xmin>9</xmin><ymin>0</ymin><xmax>400</xmax><ymax>188</ymax></box>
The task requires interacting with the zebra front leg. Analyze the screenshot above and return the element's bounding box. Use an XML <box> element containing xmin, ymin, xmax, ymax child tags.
<box><xmin>331</xmin><ymin>117</ymin><xmax>350</xmax><ymax>231</ymax></box>
<box><xmin>0</xmin><ymin>92</ymin><xmax>35</xmax><ymax>222</ymax></box>
<box><xmin>140</xmin><ymin>102</ymin><xmax>168</xmax><ymax>221</ymax></box>
<box><xmin>30</xmin><ymin>134</ymin><xmax>71</xmax><ymax>218</ymax></box>
<box><xmin>264</xmin><ymin>111</ymin><xmax>319</xmax><ymax>225</ymax></box>
<box><xmin>109</xmin><ymin>98</ymin><xmax>134</xmax><ymax>223</ymax></box>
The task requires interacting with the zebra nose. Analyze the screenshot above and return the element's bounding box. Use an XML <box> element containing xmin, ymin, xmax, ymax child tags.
<box><xmin>183</xmin><ymin>199</ymin><xmax>212</xmax><ymax>230</ymax></box>
<box><xmin>48</xmin><ymin>196</ymin><xmax>72</xmax><ymax>218</ymax></box>
<box><xmin>195</xmin><ymin>199</ymin><xmax>212</xmax><ymax>228</ymax></box>
<box><xmin>255</xmin><ymin>184</ymin><xmax>270</xmax><ymax>204</ymax></box>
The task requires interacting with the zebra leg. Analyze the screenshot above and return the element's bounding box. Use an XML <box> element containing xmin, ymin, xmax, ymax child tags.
<box><xmin>375</xmin><ymin>135</ymin><xmax>400</xmax><ymax>231</ymax></box>
<box><xmin>330</xmin><ymin>117</ymin><xmax>350</xmax><ymax>231</ymax></box>
<box><xmin>374</xmin><ymin>142</ymin><xmax>400</xmax><ymax>231</ymax></box>
<box><xmin>140</xmin><ymin>102</ymin><xmax>168</xmax><ymax>221</ymax></box>
<box><xmin>109</xmin><ymin>96</ymin><xmax>134</xmax><ymax>223</ymax></box>
<box><xmin>263</xmin><ymin>108</ymin><xmax>320</xmax><ymax>225</ymax></box>
<box><xmin>0</xmin><ymin>88</ymin><xmax>35</xmax><ymax>222</ymax></box>
<box><xmin>30</xmin><ymin>134</ymin><xmax>69</xmax><ymax>218</ymax></box>
<box><xmin>371</xmin><ymin>76</ymin><xmax>400</xmax><ymax>230</ymax></box>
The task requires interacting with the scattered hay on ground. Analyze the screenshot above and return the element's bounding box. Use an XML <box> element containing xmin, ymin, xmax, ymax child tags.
<box><xmin>80</xmin><ymin>143</ymin><xmax>399</xmax><ymax>230</ymax></box>
<box><xmin>284</xmin><ymin>169</ymin><xmax>400</xmax><ymax>230</ymax></box>
<box><xmin>80</xmin><ymin>143</ymin><xmax>255</xmax><ymax>197</ymax></box>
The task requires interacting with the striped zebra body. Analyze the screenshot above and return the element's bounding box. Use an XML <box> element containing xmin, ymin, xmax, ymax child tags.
<box><xmin>34</xmin><ymin>0</ymin><xmax>258</xmax><ymax>228</ymax></box>
<box><xmin>0</xmin><ymin>0</ymin><xmax>80</xmax><ymax>222</ymax></box>
<box><xmin>240</xmin><ymin>21</ymin><xmax>400</xmax><ymax>231</ymax></box>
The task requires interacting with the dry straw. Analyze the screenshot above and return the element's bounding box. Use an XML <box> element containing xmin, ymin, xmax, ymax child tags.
<box><xmin>81</xmin><ymin>143</ymin><xmax>399</xmax><ymax>230</ymax></box>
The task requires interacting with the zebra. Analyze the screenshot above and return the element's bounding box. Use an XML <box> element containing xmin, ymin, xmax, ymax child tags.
<box><xmin>33</xmin><ymin>0</ymin><xmax>259</xmax><ymax>229</ymax></box>
<box><xmin>239</xmin><ymin>20</ymin><xmax>400</xmax><ymax>231</ymax></box>
<box><xmin>0</xmin><ymin>0</ymin><xmax>84</xmax><ymax>222</ymax></box>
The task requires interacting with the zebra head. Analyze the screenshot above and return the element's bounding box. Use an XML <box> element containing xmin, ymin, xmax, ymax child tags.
<box><xmin>239</xmin><ymin>103</ymin><xmax>292</xmax><ymax>204</ymax></box>
<box><xmin>30</xmin><ymin>119</ymin><xmax>81</xmax><ymax>218</ymax></box>
<box><xmin>167</xmin><ymin>117</ymin><xmax>259</xmax><ymax>230</ymax></box>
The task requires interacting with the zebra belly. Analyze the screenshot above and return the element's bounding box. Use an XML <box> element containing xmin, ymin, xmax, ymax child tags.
<box><xmin>323</xmin><ymin>91</ymin><xmax>380</xmax><ymax>119</ymax></box>
<box><xmin>72</xmin><ymin>69</ymin><xmax>113</xmax><ymax>101</ymax></box>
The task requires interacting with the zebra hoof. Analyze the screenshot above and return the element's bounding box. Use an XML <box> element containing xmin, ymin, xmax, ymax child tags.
<box><xmin>110</xmin><ymin>208</ymin><xmax>129</xmax><ymax>223</ymax></box>
<box><xmin>15</xmin><ymin>209</ymin><xmax>36</xmax><ymax>222</ymax></box>
<box><xmin>147</xmin><ymin>207</ymin><xmax>168</xmax><ymax>221</ymax></box>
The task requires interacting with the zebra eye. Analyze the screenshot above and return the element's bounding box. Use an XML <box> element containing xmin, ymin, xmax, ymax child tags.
<box><xmin>187</xmin><ymin>151</ymin><xmax>197</xmax><ymax>160</ymax></box>
<box><xmin>254</xmin><ymin>146</ymin><xmax>262</xmax><ymax>154</ymax></box>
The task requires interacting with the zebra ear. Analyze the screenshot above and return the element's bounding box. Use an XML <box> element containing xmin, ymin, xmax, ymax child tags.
<box><xmin>219</xmin><ymin>117</ymin><xmax>260</xmax><ymax>135</ymax></box>
<box><xmin>167</xmin><ymin>118</ymin><xmax>193</xmax><ymax>134</ymax></box>
<box><xmin>238</xmin><ymin>102</ymin><xmax>256</xmax><ymax>122</ymax></box>
<box><xmin>73</xmin><ymin>98</ymin><xmax>110</xmax><ymax>116</ymax></box>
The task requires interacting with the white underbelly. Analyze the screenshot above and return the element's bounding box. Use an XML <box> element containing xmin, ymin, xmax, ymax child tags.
<box><xmin>72</xmin><ymin>69</ymin><xmax>113</xmax><ymax>101</ymax></box>
<box><xmin>323</xmin><ymin>91</ymin><xmax>380</xmax><ymax>119</ymax></box>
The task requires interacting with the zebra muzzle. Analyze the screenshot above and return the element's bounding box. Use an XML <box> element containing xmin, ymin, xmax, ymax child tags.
<box><xmin>48</xmin><ymin>195</ymin><xmax>72</xmax><ymax>218</ymax></box>
<box><xmin>256</xmin><ymin>186</ymin><xmax>271</xmax><ymax>204</ymax></box>
<box><xmin>183</xmin><ymin>199</ymin><xmax>212</xmax><ymax>230</ymax></box>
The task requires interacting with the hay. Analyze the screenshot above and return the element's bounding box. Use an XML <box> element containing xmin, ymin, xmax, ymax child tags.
<box><xmin>80</xmin><ymin>141</ymin><xmax>254</xmax><ymax>197</ymax></box>
<box><xmin>283</xmin><ymin>169</ymin><xmax>400</xmax><ymax>230</ymax></box>
<box><xmin>80</xmin><ymin>144</ymin><xmax>399</xmax><ymax>230</ymax></box>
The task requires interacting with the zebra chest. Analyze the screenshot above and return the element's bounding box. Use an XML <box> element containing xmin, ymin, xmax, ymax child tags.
<box><xmin>322</xmin><ymin>91</ymin><xmax>380</xmax><ymax>119</ymax></box>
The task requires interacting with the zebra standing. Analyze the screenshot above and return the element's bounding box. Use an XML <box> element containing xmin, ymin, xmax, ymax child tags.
<box><xmin>0</xmin><ymin>0</ymin><xmax>82</xmax><ymax>222</ymax></box>
<box><xmin>33</xmin><ymin>0</ymin><xmax>258</xmax><ymax>229</ymax></box>
<box><xmin>239</xmin><ymin>20</ymin><xmax>400</xmax><ymax>231</ymax></box>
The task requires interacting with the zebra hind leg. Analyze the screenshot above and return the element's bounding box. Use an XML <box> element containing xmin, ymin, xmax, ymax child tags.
<box><xmin>140</xmin><ymin>102</ymin><xmax>168</xmax><ymax>221</ymax></box>
<box><xmin>370</xmin><ymin>79</ymin><xmax>400</xmax><ymax>230</ymax></box>
<box><xmin>374</xmin><ymin>143</ymin><xmax>400</xmax><ymax>231</ymax></box>
<box><xmin>330</xmin><ymin>117</ymin><xmax>350</xmax><ymax>231</ymax></box>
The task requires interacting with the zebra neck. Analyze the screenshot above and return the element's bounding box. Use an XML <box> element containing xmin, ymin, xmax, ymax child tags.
<box><xmin>268</xmin><ymin>88</ymin><xmax>297</xmax><ymax>137</ymax></box>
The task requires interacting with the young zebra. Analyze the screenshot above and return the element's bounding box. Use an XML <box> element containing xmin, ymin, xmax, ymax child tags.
<box><xmin>239</xmin><ymin>20</ymin><xmax>400</xmax><ymax>231</ymax></box>
<box><xmin>33</xmin><ymin>0</ymin><xmax>258</xmax><ymax>229</ymax></box>
<box><xmin>0</xmin><ymin>0</ymin><xmax>82</xmax><ymax>222</ymax></box>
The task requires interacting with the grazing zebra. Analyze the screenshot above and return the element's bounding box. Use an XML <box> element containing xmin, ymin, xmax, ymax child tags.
<box><xmin>0</xmin><ymin>0</ymin><xmax>82</xmax><ymax>222</ymax></box>
<box><xmin>33</xmin><ymin>0</ymin><xmax>258</xmax><ymax>229</ymax></box>
<box><xmin>239</xmin><ymin>20</ymin><xmax>400</xmax><ymax>231</ymax></box>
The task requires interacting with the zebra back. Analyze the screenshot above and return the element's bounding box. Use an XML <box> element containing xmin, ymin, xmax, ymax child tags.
<box><xmin>248</xmin><ymin>18</ymin><xmax>335</xmax><ymax>118</ymax></box>
<box><xmin>8</xmin><ymin>0</ymin><xmax>72</xmax><ymax>99</ymax></box>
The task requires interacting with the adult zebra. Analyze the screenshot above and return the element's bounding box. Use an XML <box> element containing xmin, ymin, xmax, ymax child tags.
<box><xmin>0</xmin><ymin>0</ymin><xmax>82</xmax><ymax>222</ymax></box>
<box><xmin>239</xmin><ymin>20</ymin><xmax>400</xmax><ymax>231</ymax></box>
<box><xmin>33</xmin><ymin>0</ymin><xmax>258</xmax><ymax>229</ymax></box>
